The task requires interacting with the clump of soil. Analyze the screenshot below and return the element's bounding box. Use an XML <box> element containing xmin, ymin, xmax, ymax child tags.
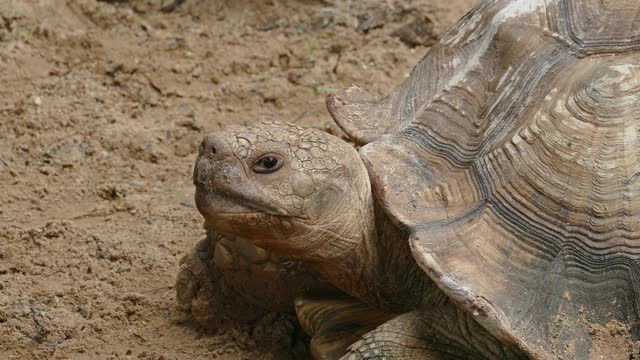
<box><xmin>589</xmin><ymin>321</ymin><xmax>640</xmax><ymax>360</ymax></box>
<box><xmin>0</xmin><ymin>0</ymin><xmax>473</xmax><ymax>358</ymax></box>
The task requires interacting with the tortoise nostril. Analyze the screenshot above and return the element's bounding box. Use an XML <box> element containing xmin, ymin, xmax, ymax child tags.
<box><xmin>200</xmin><ymin>134</ymin><xmax>226</xmax><ymax>158</ymax></box>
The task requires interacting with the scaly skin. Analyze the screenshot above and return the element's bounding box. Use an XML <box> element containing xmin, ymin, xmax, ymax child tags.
<box><xmin>176</xmin><ymin>228</ymin><xmax>332</xmax><ymax>330</ymax></box>
<box><xmin>342</xmin><ymin>304</ymin><xmax>524</xmax><ymax>360</ymax></box>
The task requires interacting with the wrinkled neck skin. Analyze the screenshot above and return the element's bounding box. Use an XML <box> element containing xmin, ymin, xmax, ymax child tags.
<box><xmin>306</xmin><ymin>192</ymin><xmax>440</xmax><ymax>314</ymax></box>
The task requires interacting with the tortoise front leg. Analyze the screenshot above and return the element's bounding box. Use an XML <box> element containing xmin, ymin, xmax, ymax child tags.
<box><xmin>295</xmin><ymin>294</ymin><xmax>396</xmax><ymax>360</ymax></box>
<box><xmin>176</xmin><ymin>229</ymin><xmax>332</xmax><ymax>330</ymax></box>
<box><xmin>175</xmin><ymin>234</ymin><xmax>270</xmax><ymax>329</ymax></box>
<box><xmin>341</xmin><ymin>303</ymin><xmax>526</xmax><ymax>360</ymax></box>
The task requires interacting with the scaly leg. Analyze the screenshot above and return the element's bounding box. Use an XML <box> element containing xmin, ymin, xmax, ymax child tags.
<box><xmin>340</xmin><ymin>302</ymin><xmax>526</xmax><ymax>360</ymax></box>
<box><xmin>176</xmin><ymin>229</ymin><xmax>332</xmax><ymax>330</ymax></box>
<box><xmin>295</xmin><ymin>294</ymin><xmax>396</xmax><ymax>360</ymax></box>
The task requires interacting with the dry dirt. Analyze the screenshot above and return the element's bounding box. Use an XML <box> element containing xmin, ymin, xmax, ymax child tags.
<box><xmin>0</xmin><ymin>0</ymin><xmax>475</xmax><ymax>359</ymax></box>
<box><xmin>589</xmin><ymin>321</ymin><xmax>640</xmax><ymax>360</ymax></box>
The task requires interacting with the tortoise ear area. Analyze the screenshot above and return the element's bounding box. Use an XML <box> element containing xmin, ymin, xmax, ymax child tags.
<box><xmin>326</xmin><ymin>86</ymin><xmax>398</xmax><ymax>146</ymax></box>
<box><xmin>307</xmin><ymin>187</ymin><xmax>341</xmax><ymax>220</ymax></box>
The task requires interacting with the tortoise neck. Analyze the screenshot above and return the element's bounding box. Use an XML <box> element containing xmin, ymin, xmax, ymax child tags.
<box><xmin>310</xmin><ymin>204</ymin><xmax>434</xmax><ymax>313</ymax></box>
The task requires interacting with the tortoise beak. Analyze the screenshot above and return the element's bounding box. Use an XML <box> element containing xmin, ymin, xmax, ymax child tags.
<box><xmin>193</xmin><ymin>133</ymin><xmax>250</xmax><ymax>218</ymax></box>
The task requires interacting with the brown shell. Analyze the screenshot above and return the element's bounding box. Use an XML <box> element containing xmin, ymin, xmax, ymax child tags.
<box><xmin>328</xmin><ymin>0</ymin><xmax>640</xmax><ymax>358</ymax></box>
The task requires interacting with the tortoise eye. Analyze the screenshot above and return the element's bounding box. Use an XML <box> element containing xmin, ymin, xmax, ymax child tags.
<box><xmin>253</xmin><ymin>155</ymin><xmax>282</xmax><ymax>174</ymax></box>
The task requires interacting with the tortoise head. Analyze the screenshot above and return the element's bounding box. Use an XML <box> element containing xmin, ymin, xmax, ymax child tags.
<box><xmin>193</xmin><ymin>121</ymin><xmax>374</xmax><ymax>261</ymax></box>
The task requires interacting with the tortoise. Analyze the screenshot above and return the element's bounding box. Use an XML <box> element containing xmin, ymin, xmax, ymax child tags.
<box><xmin>184</xmin><ymin>0</ymin><xmax>640</xmax><ymax>358</ymax></box>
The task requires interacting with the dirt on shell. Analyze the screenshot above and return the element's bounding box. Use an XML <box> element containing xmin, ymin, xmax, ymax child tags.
<box><xmin>589</xmin><ymin>321</ymin><xmax>640</xmax><ymax>360</ymax></box>
<box><xmin>0</xmin><ymin>0</ymin><xmax>474</xmax><ymax>359</ymax></box>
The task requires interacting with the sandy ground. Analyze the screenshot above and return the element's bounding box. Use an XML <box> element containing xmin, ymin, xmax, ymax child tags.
<box><xmin>0</xmin><ymin>0</ymin><xmax>475</xmax><ymax>358</ymax></box>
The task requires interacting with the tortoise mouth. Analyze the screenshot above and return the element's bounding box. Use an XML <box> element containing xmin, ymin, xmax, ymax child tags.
<box><xmin>195</xmin><ymin>185</ymin><xmax>291</xmax><ymax>217</ymax></box>
<box><xmin>195</xmin><ymin>187</ymin><xmax>304</xmax><ymax>236</ymax></box>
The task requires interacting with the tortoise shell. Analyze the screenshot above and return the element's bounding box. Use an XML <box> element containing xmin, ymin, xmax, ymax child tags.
<box><xmin>328</xmin><ymin>0</ymin><xmax>640</xmax><ymax>358</ymax></box>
